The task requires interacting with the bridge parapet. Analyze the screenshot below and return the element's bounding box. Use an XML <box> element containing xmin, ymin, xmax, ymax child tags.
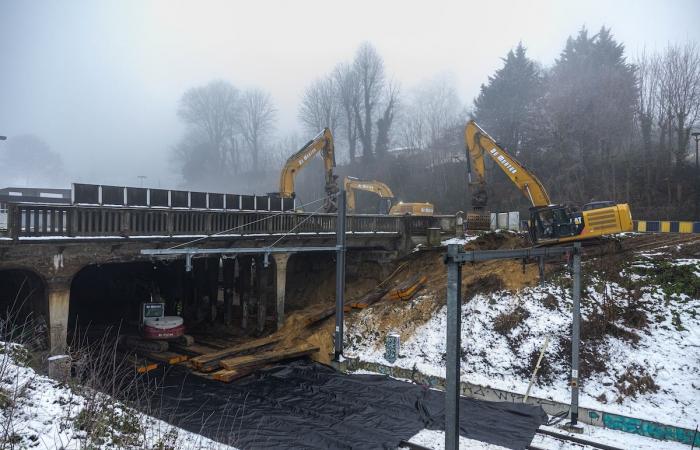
<box><xmin>2</xmin><ymin>203</ymin><xmax>454</xmax><ymax>240</ymax></box>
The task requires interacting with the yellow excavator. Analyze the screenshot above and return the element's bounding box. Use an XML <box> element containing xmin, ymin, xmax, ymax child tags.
<box><xmin>343</xmin><ymin>177</ymin><xmax>435</xmax><ymax>216</ymax></box>
<box><xmin>278</xmin><ymin>128</ymin><xmax>338</xmax><ymax>212</ymax></box>
<box><xmin>464</xmin><ymin>120</ymin><xmax>633</xmax><ymax>245</ymax></box>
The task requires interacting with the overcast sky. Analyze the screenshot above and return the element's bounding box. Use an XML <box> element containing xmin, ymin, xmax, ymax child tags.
<box><xmin>1</xmin><ymin>0</ymin><xmax>698</xmax><ymax>188</ymax></box>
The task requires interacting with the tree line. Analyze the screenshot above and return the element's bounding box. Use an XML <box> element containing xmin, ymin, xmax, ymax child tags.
<box><xmin>174</xmin><ymin>29</ymin><xmax>700</xmax><ymax>219</ymax></box>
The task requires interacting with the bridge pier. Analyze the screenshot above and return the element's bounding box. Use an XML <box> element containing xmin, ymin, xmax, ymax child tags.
<box><xmin>254</xmin><ymin>256</ymin><xmax>265</xmax><ymax>334</ymax></box>
<box><xmin>47</xmin><ymin>281</ymin><xmax>70</xmax><ymax>355</ymax></box>
<box><xmin>223</xmin><ymin>257</ymin><xmax>236</xmax><ymax>326</ymax></box>
<box><xmin>272</xmin><ymin>253</ymin><xmax>291</xmax><ymax>330</ymax></box>
<box><xmin>239</xmin><ymin>256</ymin><xmax>251</xmax><ymax>331</ymax></box>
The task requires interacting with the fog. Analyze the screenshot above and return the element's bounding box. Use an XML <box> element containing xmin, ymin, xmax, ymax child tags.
<box><xmin>0</xmin><ymin>0</ymin><xmax>697</xmax><ymax>190</ymax></box>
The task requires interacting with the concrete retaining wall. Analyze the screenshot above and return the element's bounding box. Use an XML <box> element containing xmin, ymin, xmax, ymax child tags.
<box><xmin>335</xmin><ymin>357</ymin><xmax>700</xmax><ymax>447</ymax></box>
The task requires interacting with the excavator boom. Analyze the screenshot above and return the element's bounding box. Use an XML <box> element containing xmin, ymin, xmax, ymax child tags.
<box><xmin>465</xmin><ymin>120</ymin><xmax>551</xmax><ymax>208</ymax></box>
<box><xmin>278</xmin><ymin>128</ymin><xmax>338</xmax><ymax>212</ymax></box>
<box><xmin>344</xmin><ymin>177</ymin><xmax>394</xmax><ymax>212</ymax></box>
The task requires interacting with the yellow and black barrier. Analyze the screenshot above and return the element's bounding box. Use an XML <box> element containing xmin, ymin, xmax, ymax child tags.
<box><xmin>633</xmin><ymin>220</ymin><xmax>700</xmax><ymax>233</ymax></box>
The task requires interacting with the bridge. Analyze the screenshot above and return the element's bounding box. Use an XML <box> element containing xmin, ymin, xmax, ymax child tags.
<box><xmin>0</xmin><ymin>184</ymin><xmax>458</xmax><ymax>356</ymax></box>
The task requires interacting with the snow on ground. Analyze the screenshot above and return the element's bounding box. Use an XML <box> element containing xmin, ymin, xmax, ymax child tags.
<box><xmin>345</xmin><ymin>255</ymin><xmax>700</xmax><ymax>430</ymax></box>
<box><xmin>403</xmin><ymin>429</ymin><xmax>505</xmax><ymax>449</ymax></box>
<box><xmin>401</xmin><ymin>424</ymin><xmax>690</xmax><ymax>450</ymax></box>
<box><xmin>441</xmin><ymin>234</ymin><xmax>479</xmax><ymax>246</ymax></box>
<box><xmin>0</xmin><ymin>344</ymin><xmax>236</xmax><ymax>450</ymax></box>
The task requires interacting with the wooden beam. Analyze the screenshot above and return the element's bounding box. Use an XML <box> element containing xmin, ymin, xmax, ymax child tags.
<box><xmin>219</xmin><ymin>344</ymin><xmax>319</xmax><ymax>370</ymax></box>
<box><xmin>190</xmin><ymin>334</ymin><xmax>282</xmax><ymax>369</ymax></box>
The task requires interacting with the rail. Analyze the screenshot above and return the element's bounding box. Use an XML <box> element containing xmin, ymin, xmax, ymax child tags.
<box><xmin>1</xmin><ymin>203</ymin><xmax>454</xmax><ymax>240</ymax></box>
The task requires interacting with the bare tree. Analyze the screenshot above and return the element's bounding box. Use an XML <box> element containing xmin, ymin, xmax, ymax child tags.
<box><xmin>636</xmin><ymin>50</ymin><xmax>661</xmax><ymax>155</ymax></box>
<box><xmin>177</xmin><ymin>80</ymin><xmax>241</xmax><ymax>180</ymax></box>
<box><xmin>0</xmin><ymin>134</ymin><xmax>66</xmax><ymax>187</ymax></box>
<box><xmin>239</xmin><ymin>88</ymin><xmax>277</xmax><ymax>173</ymax></box>
<box><xmin>333</xmin><ymin>62</ymin><xmax>360</xmax><ymax>163</ymax></box>
<box><xmin>660</xmin><ymin>42</ymin><xmax>700</xmax><ymax>164</ymax></box>
<box><xmin>178</xmin><ymin>80</ymin><xmax>240</xmax><ymax>157</ymax></box>
<box><xmin>298</xmin><ymin>76</ymin><xmax>340</xmax><ymax>135</ymax></box>
<box><xmin>399</xmin><ymin>74</ymin><xmax>462</xmax><ymax>152</ymax></box>
<box><xmin>375</xmin><ymin>80</ymin><xmax>400</xmax><ymax>156</ymax></box>
<box><xmin>352</xmin><ymin>42</ymin><xmax>385</xmax><ymax>161</ymax></box>
<box><xmin>635</xmin><ymin>50</ymin><xmax>662</xmax><ymax>204</ymax></box>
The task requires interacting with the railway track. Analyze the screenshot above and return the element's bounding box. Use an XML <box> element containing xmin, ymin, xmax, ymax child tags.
<box><xmin>619</xmin><ymin>232</ymin><xmax>700</xmax><ymax>253</ymax></box>
<box><xmin>577</xmin><ymin>232</ymin><xmax>700</xmax><ymax>260</ymax></box>
<box><xmin>399</xmin><ymin>427</ymin><xmax>625</xmax><ymax>450</ymax></box>
<box><xmin>529</xmin><ymin>428</ymin><xmax>624</xmax><ymax>450</ymax></box>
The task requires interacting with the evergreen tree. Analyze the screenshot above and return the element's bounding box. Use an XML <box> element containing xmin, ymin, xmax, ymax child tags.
<box><xmin>546</xmin><ymin>27</ymin><xmax>637</xmax><ymax>201</ymax></box>
<box><xmin>473</xmin><ymin>43</ymin><xmax>543</xmax><ymax>156</ymax></box>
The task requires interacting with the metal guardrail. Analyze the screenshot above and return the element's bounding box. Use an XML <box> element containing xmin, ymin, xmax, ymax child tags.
<box><xmin>1</xmin><ymin>203</ymin><xmax>453</xmax><ymax>240</ymax></box>
<box><xmin>71</xmin><ymin>183</ymin><xmax>296</xmax><ymax>212</ymax></box>
<box><xmin>634</xmin><ymin>219</ymin><xmax>700</xmax><ymax>233</ymax></box>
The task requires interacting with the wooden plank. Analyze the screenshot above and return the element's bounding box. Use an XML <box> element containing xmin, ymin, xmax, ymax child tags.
<box><xmin>190</xmin><ymin>334</ymin><xmax>282</xmax><ymax>369</ymax></box>
<box><xmin>169</xmin><ymin>342</ymin><xmax>221</xmax><ymax>356</ymax></box>
<box><xmin>211</xmin><ymin>367</ymin><xmax>257</xmax><ymax>383</ymax></box>
<box><xmin>144</xmin><ymin>351</ymin><xmax>189</xmax><ymax>365</ymax></box>
<box><xmin>386</xmin><ymin>275</ymin><xmax>427</xmax><ymax>301</ymax></box>
<box><xmin>219</xmin><ymin>344</ymin><xmax>319</xmax><ymax>370</ymax></box>
<box><xmin>126</xmin><ymin>354</ymin><xmax>159</xmax><ymax>374</ymax></box>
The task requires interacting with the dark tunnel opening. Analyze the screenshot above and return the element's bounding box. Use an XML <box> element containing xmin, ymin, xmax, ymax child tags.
<box><xmin>0</xmin><ymin>269</ymin><xmax>48</xmax><ymax>347</ymax></box>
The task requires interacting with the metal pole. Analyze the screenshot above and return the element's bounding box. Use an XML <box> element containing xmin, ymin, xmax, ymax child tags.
<box><xmin>445</xmin><ymin>244</ymin><xmax>462</xmax><ymax>450</ymax></box>
<box><xmin>570</xmin><ymin>242</ymin><xmax>582</xmax><ymax>425</ymax></box>
<box><xmin>334</xmin><ymin>188</ymin><xmax>347</xmax><ymax>360</ymax></box>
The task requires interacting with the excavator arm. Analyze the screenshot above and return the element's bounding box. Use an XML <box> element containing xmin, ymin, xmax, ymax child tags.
<box><xmin>343</xmin><ymin>177</ymin><xmax>394</xmax><ymax>212</ymax></box>
<box><xmin>465</xmin><ymin>120</ymin><xmax>551</xmax><ymax>208</ymax></box>
<box><xmin>278</xmin><ymin>128</ymin><xmax>338</xmax><ymax>212</ymax></box>
<box><xmin>464</xmin><ymin>120</ymin><xmax>632</xmax><ymax>244</ymax></box>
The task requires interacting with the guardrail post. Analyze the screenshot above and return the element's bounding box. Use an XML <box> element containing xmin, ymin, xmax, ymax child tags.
<box><xmin>570</xmin><ymin>242</ymin><xmax>582</xmax><ymax>426</ymax></box>
<box><xmin>8</xmin><ymin>205</ymin><xmax>19</xmax><ymax>239</ymax></box>
<box><xmin>121</xmin><ymin>209</ymin><xmax>130</xmax><ymax>236</ymax></box>
<box><xmin>445</xmin><ymin>244</ymin><xmax>463</xmax><ymax>450</ymax></box>
<box><xmin>68</xmin><ymin>208</ymin><xmax>77</xmax><ymax>236</ymax></box>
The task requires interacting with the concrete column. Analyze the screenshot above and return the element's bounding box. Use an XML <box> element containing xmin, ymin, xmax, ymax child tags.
<box><xmin>255</xmin><ymin>256</ymin><xmax>265</xmax><ymax>334</ymax></box>
<box><xmin>272</xmin><ymin>253</ymin><xmax>291</xmax><ymax>330</ymax></box>
<box><xmin>223</xmin><ymin>258</ymin><xmax>236</xmax><ymax>326</ymax></box>
<box><xmin>239</xmin><ymin>256</ymin><xmax>251</xmax><ymax>331</ymax></box>
<box><xmin>206</xmin><ymin>257</ymin><xmax>219</xmax><ymax>322</ymax></box>
<box><xmin>47</xmin><ymin>282</ymin><xmax>70</xmax><ymax>355</ymax></box>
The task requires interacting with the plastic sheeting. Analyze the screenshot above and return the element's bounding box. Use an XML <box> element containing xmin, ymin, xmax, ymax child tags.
<box><xmin>155</xmin><ymin>360</ymin><xmax>547</xmax><ymax>449</ymax></box>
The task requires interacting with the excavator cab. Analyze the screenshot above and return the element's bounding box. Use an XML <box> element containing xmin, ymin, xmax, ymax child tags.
<box><xmin>528</xmin><ymin>205</ymin><xmax>584</xmax><ymax>243</ymax></box>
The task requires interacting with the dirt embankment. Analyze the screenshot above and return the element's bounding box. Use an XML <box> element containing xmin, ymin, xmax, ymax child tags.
<box><xmin>288</xmin><ymin>232</ymin><xmax>700</xmax><ymax>365</ymax></box>
<box><xmin>292</xmin><ymin>232</ymin><xmax>543</xmax><ymax>364</ymax></box>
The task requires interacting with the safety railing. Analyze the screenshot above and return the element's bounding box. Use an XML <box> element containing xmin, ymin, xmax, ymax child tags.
<box><xmin>633</xmin><ymin>219</ymin><xmax>700</xmax><ymax>233</ymax></box>
<box><xmin>1</xmin><ymin>203</ymin><xmax>454</xmax><ymax>240</ymax></box>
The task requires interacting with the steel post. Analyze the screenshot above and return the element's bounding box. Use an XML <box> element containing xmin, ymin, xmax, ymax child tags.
<box><xmin>334</xmin><ymin>188</ymin><xmax>346</xmax><ymax>360</ymax></box>
<box><xmin>570</xmin><ymin>242</ymin><xmax>582</xmax><ymax>425</ymax></box>
<box><xmin>445</xmin><ymin>243</ymin><xmax>462</xmax><ymax>450</ymax></box>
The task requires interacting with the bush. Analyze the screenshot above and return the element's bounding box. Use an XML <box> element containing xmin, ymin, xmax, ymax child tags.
<box><xmin>492</xmin><ymin>306</ymin><xmax>529</xmax><ymax>336</ymax></box>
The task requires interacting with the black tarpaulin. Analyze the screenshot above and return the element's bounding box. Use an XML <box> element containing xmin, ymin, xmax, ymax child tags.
<box><xmin>154</xmin><ymin>360</ymin><xmax>546</xmax><ymax>449</ymax></box>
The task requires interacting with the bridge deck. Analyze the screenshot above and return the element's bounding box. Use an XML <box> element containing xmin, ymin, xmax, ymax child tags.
<box><xmin>0</xmin><ymin>203</ymin><xmax>451</xmax><ymax>241</ymax></box>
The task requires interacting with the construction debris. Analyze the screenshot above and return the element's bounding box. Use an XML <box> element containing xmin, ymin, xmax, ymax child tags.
<box><xmin>219</xmin><ymin>343</ymin><xmax>319</xmax><ymax>370</ymax></box>
<box><xmin>386</xmin><ymin>275</ymin><xmax>428</xmax><ymax>301</ymax></box>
